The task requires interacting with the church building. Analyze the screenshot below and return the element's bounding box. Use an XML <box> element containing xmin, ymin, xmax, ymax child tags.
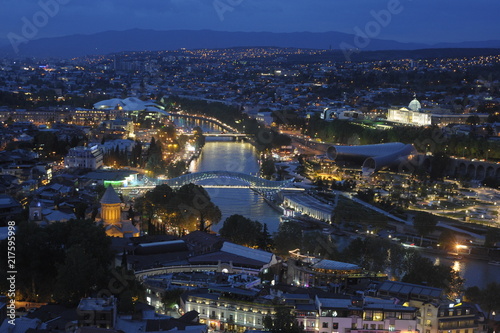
<box><xmin>99</xmin><ymin>185</ymin><xmax>140</xmax><ymax>238</ymax></box>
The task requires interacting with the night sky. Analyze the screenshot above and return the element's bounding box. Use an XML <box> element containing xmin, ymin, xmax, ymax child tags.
<box><xmin>1</xmin><ymin>0</ymin><xmax>498</xmax><ymax>44</ymax></box>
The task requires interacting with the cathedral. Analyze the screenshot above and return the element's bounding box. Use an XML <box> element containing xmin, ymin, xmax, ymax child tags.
<box><xmin>99</xmin><ymin>185</ymin><xmax>140</xmax><ymax>238</ymax></box>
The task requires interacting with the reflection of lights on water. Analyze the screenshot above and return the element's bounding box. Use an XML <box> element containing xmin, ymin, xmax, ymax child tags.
<box><xmin>452</xmin><ymin>260</ymin><xmax>461</xmax><ymax>272</ymax></box>
<box><xmin>435</xmin><ymin>258</ymin><xmax>441</xmax><ymax>265</ymax></box>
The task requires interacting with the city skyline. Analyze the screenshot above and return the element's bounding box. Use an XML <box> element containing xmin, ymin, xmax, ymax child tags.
<box><xmin>1</xmin><ymin>0</ymin><xmax>499</xmax><ymax>47</ymax></box>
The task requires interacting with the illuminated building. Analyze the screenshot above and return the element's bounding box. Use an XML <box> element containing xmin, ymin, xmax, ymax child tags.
<box><xmin>376</xmin><ymin>281</ymin><xmax>487</xmax><ymax>333</ymax></box>
<box><xmin>64</xmin><ymin>145</ymin><xmax>104</xmax><ymax>170</ymax></box>
<box><xmin>310</xmin><ymin>296</ymin><xmax>418</xmax><ymax>333</ymax></box>
<box><xmin>182</xmin><ymin>287</ymin><xmax>275</xmax><ymax>332</ymax></box>
<box><xmin>286</xmin><ymin>250</ymin><xmax>387</xmax><ymax>289</ymax></box>
<box><xmin>99</xmin><ymin>185</ymin><xmax>139</xmax><ymax>238</ymax></box>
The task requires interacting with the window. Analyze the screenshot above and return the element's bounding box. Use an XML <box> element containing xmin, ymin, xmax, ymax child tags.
<box><xmin>378</xmin><ymin>324</ymin><xmax>384</xmax><ymax>330</ymax></box>
<box><xmin>323</xmin><ymin>322</ymin><xmax>329</xmax><ymax>328</ymax></box>
<box><xmin>309</xmin><ymin>321</ymin><xmax>315</xmax><ymax>327</ymax></box>
<box><xmin>389</xmin><ymin>325</ymin><xmax>395</xmax><ymax>331</ymax></box>
<box><xmin>371</xmin><ymin>324</ymin><xmax>377</xmax><ymax>330</ymax></box>
<box><xmin>402</xmin><ymin>313</ymin><xmax>414</xmax><ymax>320</ymax></box>
<box><xmin>364</xmin><ymin>311</ymin><xmax>373</xmax><ymax>321</ymax></box>
<box><xmin>373</xmin><ymin>312</ymin><xmax>384</xmax><ymax>321</ymax></box>
<box><xmin>352</xmin><ymin>323</ymin><xmax>358</xmax><ymax>329</ymax></box>
<box><xmin>386</xmin><ymin>312</ymin><xmax>396</xmax><ymax>318</ymax></box>
<box><xmin>333</xmin><ymin>323</ymin><xmax>339</xmax><ymax>329</ymax></box>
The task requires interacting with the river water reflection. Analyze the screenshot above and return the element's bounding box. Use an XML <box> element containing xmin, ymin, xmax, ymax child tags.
<box><xmin>188</xmin><ymin>140</ymin><xmax>282</xmax><ymax>234</ymax></box>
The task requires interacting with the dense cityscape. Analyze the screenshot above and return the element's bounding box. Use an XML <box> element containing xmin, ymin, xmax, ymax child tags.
<box><xmin>0</xmin><ymin>22</ymin><xmax>500</xmax><ymax>333</ymax></box>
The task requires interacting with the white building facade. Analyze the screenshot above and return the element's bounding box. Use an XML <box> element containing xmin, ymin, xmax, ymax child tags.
<box><xmin>64</xmin><ymin>145</ymin><xmax>104</xmax><ymax>169</ymax></box>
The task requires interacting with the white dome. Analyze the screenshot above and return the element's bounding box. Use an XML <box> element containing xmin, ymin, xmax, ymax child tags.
<box><xmin>408</xmin><ymin>98</ymin><xmax>421</xmax><ymax>111</ymax></box>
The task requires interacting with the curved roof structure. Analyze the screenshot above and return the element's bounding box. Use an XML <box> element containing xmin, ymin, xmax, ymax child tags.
<box><xmin>311</xmin><ymin>259</ymin><xmax>360</xmax><ymax>271</ymax></box>
<box><xmin>327</xmin><ymin>142</ymin><xmax>406</xmax><ymax>161</ymax></box>
<box><xmin>326</xmin><ymin>142</ymin><xmax>418</xmax><ymax>175</ymax></box>
<box><xmin>94</xmin><ymin>97</ymin><xmax>169</xmax><ymax>115</ymax></box>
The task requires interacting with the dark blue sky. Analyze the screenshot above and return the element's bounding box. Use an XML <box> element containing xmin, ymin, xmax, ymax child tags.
<box><xmin>1</xmin><ymin>0</ymin><xmax>498</xmax><ymax>44</ymax></box>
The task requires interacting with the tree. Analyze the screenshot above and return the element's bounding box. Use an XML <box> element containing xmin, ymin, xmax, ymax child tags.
<box><xmin>264</xmin><ymin>307</ymin><xmax>304</xmax><ymax>333</ymax></box>
<box><xmin>53</xmin><ymin>244</ymin><xmax>103</xmax><ymax>305</ymax></box>
<box><xmin>273</xmin><ymin>222</ymin><xmax>302</xmax><ymax>255</ymax></box>
<box><xmin>219</xmin><ymin>215</ymin><xmax>268</xmax><ymax>248</ymax></box>
<box><xmin>257</xmin><ymin>224</ymin><xmax>274</xmax><ymax>251</ymax></box>
<box><xmin>135</xmin><ymin>184</ymin><xmax>221</xmax><ymax>236</ymax></box>
<box><xmin>162</xmin><ymin>289</ymin><xmax>184</xmax><ymax>312</ymax></box>
<box><xmin>302</xmin><ymin>231</ymin><xmax>337</xmax><ymax>259</ymax></box>
<box><xmin>261</xmin><ymin>158</ymin><xmax>276</xmax><ymax>180</ymax></box>
<box><xmin>412</xmin><ymin>211</ymin><xmax>437</xmax><ymax>246</ymax></box>
<box><xmin>438</xmin><ymin>229</ymin><xmax>457</xmax><ymax>250</ymax></box>
<box><xmin>430</xmin><ymin>152</ymin><xmax>450</xmax><ymax>180</ymax></box>
<box><xmin>464</xmin><ymin>283</ymin><xmax>500</xmax><ymax>320</ymax></box>
<box><xmin>402</xmin><ymin>254</ymin><xmax>463</xmax><ymax>298</ymax></box>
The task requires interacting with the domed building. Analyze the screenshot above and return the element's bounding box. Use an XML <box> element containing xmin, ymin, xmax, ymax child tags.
<box><xmin>99</xmin><ymin>185</ymin><xmax>140</xmax><ymax>238</ymax></box>
<box><xmin>408</xmin><ymin>98</ymin><xmax>422</xmax><ymax>112</ymax></box>
<box><xmin>387</xmin><ymin>96</ymin><xmax>431</xmax><ymax>126</ymax></box>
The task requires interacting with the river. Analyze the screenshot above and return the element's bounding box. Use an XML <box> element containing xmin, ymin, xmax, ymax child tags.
<box><xmin>186</xmin><ymin>136</ymin><xmax>499</xmax><ymax>289</ymax></box>
<box><xmin>188</xmin><ymin>140</ymin><xmax>282</xmax><ymax>234</ymax></box>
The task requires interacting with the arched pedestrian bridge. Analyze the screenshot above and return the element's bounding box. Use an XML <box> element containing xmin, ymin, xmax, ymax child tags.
<box><xmin>160</xmin><ymin>170</ymin><xmax>294</xmax><ymax>190</ymax></box>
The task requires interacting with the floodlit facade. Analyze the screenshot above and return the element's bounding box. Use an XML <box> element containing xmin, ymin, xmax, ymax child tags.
<box><xmin>297</xmin><ymin>296</ymin><xmax>418</xmax><ymax>333</ymax></box>
<box><xmin>64</xmin><ymin>145</ymin><xmax>104</xmax><ymax>169</ymax></box>
<box><xmin>182</xmin><ymin>287</ymin><xmax>275</xmax><ymax>332</ymax></box>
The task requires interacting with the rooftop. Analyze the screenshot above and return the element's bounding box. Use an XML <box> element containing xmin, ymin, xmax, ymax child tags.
<box><xmin>100</xmin><ymin>185</ymin><xmax>121</xmax><ymax>204</ymax></box>
<box><xmin>377</xmin><ymin>280</ymin><xmax>442</xmax><ymax>300</ymax></box>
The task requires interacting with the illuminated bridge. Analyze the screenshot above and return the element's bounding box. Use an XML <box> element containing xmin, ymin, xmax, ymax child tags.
<box><xmin>159</xmin><ymin>171</ymin><xmax>294</xmax><ymax>190</ymax></box>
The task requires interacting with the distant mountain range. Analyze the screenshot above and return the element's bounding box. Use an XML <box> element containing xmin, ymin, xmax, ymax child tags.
<box><xmin>1</xmin><ymin>29</ymin><xmax>500</xmax><ymax>59</ymax></box>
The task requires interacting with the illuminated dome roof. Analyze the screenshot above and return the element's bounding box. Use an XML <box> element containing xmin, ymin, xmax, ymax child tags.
<box><xmin>408</xmin><ymin>98</ymin><xmax>421</xmax><ymax>112</ymax></box>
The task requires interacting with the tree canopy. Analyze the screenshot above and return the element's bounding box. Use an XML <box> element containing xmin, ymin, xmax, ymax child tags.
<box><xmin>219</xmin><ymin>214</ymin><xmax>273</xmax><ymax>250</ymax></box>
<box><xmin>135</xmin><ymin>183</ymin><xmax>221</xmax><ymax>235</ymax></box>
